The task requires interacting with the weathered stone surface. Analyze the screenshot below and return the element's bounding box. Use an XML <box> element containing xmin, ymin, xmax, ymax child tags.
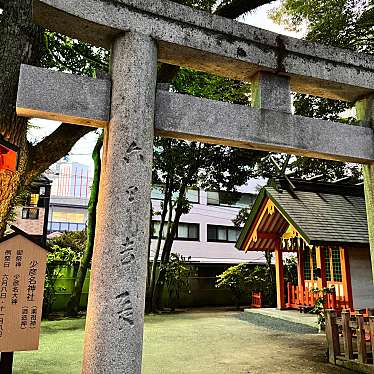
<box><xmin>251</xmin><ymin>72</ymin><xmax>291</xmax><ymax>113</ymax></box>
<box><xmin>155</xmin><ymin>90</ymin><xmax>374</xmax><ymax>164</ymax></box>
<box><xmin>33</xmin><ymin>0</ymin><xmax>374</xmax><ymax>101</ymax></box>
<box><xmin>16</xmin><ymin>66</ymin><xmax>374</xmax><ymax>164</ymax></box>
<box><xmin>358</xmin><ymin>95</ymin><xmax>374</xmax><ymax>281</ymax></box>
<box><xmin>82</xmin><ymin>33</ymin><xmax>157</xmax><ymax>374</ymax></box>
<box><xmin>16</xmin><ymin>64</ymin><xmax>110</xmax><ymax>127</ymax></box>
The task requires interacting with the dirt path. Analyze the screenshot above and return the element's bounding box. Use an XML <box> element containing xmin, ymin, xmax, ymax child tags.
<box><xmin>143</xmin><ymin>310</ymin><xmax>351</xmax><ymax>374</ymax></box>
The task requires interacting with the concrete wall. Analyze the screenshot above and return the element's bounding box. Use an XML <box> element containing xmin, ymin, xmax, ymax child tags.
<box><xmin>349</xmin><ymin>247</ymin><xmax>374</xmax><ymax>309</ymax></box>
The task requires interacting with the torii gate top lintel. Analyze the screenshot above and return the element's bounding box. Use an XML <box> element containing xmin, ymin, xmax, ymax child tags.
<box><xmin>34</xmin><ymin>0</ymin><xmax>374</xmax><ymax>102</ymax></box>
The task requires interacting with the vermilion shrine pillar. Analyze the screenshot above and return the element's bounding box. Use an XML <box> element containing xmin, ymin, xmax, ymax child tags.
<box><xmin>316</xmin><ymin>246</ymin><xmax>327</xmax><ymax>289</ymax></box>
<box><xmin>275</xmin><ymin>243</ymin><xmax>285</xmax><ymax>310</ymax></box>
<box><xmin>82</xmin><ymin>33</ymin><xmax>157</xmax><ymax>374</ymax></box>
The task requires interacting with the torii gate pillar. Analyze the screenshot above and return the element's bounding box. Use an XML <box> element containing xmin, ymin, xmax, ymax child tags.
<box><xmin>82</xmin><ymin>33</ymin><xmax>157</xmax><ymax>374</ymax></box>
<box><xmin>357</xmin><ymin>95</ymin><xmax>374</xmax><ymax>281</ymax></box>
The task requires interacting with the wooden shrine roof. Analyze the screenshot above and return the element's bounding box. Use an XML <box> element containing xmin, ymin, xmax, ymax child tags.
<box><xmin>236</xmin><ymin>179</ymin><xmax>369</xmax><ymax>251</ymax></box>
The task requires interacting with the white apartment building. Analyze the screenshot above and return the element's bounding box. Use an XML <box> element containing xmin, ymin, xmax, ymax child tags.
<box><xmin>150</xmin><ymin>187</ymin><xmax>267</xmax><ymax>266</ymax></box>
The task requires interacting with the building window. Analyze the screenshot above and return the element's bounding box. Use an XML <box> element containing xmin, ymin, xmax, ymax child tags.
<box><xmin>331</xmin><ymin>247</ymin><xmax>342</xmax><ymax>282</ymax></box>
<box><xmin>48</xmin><ymin>221</ymin><xmax>86</xmax><ymax>232</ymax></box>
<box><xmin>151</xmin><ymin>185</ymin><xmax>164</xmax><ymax>200</ymax></box>
<box><xmin>177</xmin><ymin>223</ymin><xmax>199</xmax><ymax>241</ymax></box>
<box><xmin>51</xmin><ymin>212</ymin><xmax>85</xmax><ymax>223</ymax></box>
<box><xmin>304</xmin><ymin>247</ymin><xmax>319</xmax><ymax>281</ymax></box>
<box><xmin>151</xmin><ymin>184</ymin><xmax>200</xmax><ymax>203</ymax></box>
<box><xmin>151</xmin><ymin>221</ymin><xmax>199</xmax><ymax>241</ymax></box>
<box><xmin>304</xmin><ymin>247</ymin><xmax>343</xmax><ymax>283</ymax></box>
<box><xmin>21</xmin><ymin>207</ymin><xmax>39</xmax><ymax>220</ymax></box>
<box><xmin>207</xmin><ymin>191</ymin><xmax>255</xmax><ymax>208</ymax></box>
<box><xmin>304</xmin><ymin>248</ymin><xmax>311</xmax><ymax>280</ymax></box>
<box><xmin>324</xmin><ymin>247</ymin><xmax>332</xmax><ymax>281</ymax></box>
<box><xmin>207</xmin><ymin>225</ymin><xmax>241</xmax><ymax>243</ymax></box>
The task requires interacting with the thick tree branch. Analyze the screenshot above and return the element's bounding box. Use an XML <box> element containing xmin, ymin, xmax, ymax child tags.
<box><xmin>158</xmin><ymin>0</ymin><xmax>274</xmax><ymax>83</ymax></box>
<box><xmin>26</xmin><ymin>123</ymin><xmax>93</xmax><ymax>182</ymax></box>
<box><xmin>215</xmin><ymin>0</ymin><xmax>275</xmax><ymax>19</ymax></box>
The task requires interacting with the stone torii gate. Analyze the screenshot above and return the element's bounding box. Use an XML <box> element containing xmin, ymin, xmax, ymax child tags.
<box><xmin>16</xmin><ymin>0</ymin><xmax>374</xmax><ymax>372</ymax></box>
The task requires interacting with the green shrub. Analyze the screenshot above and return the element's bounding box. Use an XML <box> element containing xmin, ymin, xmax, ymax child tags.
<box><xmin>161</xmin><ymin>253</ymin><xmax>194</xmax><ymax>311</ymax></box>
<box><xmin>216</xmin><ymin>264</ymin><xmax>251</xmax><ymax>308</ymax></box>
<box><xmin>43</xmin><ymin>245</ymin><xmax>80</xmax><ymax>318</ymax></box>
<box><xmin>216</xmin><ymin>263</ymin><xmax>275</xmax><ymax>308</ymax></box>
<box><xmin>47</xmin><ymin>231</ymin><xmax>87</xmax><ymax>258</ymax></box>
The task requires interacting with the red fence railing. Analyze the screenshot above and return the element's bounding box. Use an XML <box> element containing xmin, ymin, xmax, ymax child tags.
<box><xmin>286</xmin><ymin>282</ymin><xmax>348</xmax><ymax>311</ymax></box>
<box><xmin>251</xmin><ymin>292</ymin><xmax>263</xmax><ymax>308</ymax></box>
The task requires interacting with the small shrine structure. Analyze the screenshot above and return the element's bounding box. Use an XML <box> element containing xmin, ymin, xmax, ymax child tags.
<box><xmin>236</xmin><ymin>178</ymin><xmax>374</xmax><ymax>311</ymax></box>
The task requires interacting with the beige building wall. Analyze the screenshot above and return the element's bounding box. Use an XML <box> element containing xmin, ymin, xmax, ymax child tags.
<box><xmin>349</xmin><ymin>247</ymin><xmax>374</xmax><ymax>309</ymax></box>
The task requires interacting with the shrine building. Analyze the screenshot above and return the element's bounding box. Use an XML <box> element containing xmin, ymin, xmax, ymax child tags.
<box><xmin>236</xmin><ymin>178</ymin><xmax>374</xmax><ymax>312</ymax></box>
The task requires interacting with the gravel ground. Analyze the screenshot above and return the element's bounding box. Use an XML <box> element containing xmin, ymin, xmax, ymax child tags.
<box><xmin>142</xmin><ymin>309</ymin><xmax>352</xmax><ymax>374</ymax></box>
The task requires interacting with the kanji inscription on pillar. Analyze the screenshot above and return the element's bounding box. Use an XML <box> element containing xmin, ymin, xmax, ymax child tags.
<box><xmin>0</xmin><ymin>231</ymin><xmax>48</xmax><ymax>352</ymax></box>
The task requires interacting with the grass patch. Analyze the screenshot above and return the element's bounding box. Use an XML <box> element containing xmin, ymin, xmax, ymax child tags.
<box><xmin>13</xmin><ymin>318</ymin><xmax>85</xmax><ymax>374</ymax></box>
<box><xmin>12</xmin><ymin>310</ymin><xmax>331</xmax><ymax>374</ymax></box>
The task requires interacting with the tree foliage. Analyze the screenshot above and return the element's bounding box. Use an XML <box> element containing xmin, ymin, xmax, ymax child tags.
<box><xmin>47</xmin><ymin>231</ymin><xmax>87</xmax><ymax>258</ymax></box>
<box><xmin>216</xmin><ymin>263</ymin><xmax>252</xmax><ymax>308</ymax></box>
<box><xmin>161</xmin><ymin>253</ymin><xmax>194</xmax><ymax>311</ymax></box>
<box><xmin>271</xmin><ymin>0</ymin><xmax>373</xmax><ymax>52</ymax></box>
<box><xmin>43</xmin><ymin>244</ymin><xmax>79</xmax><ymax>317</ymax></box>
<box><xmin>216</xmin><ymin>263</ymin><xmax>274</xmax><ymax>308</ymax></box>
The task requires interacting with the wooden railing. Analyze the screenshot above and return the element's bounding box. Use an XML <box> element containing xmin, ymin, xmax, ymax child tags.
<box><xmin>251</xmin><ymin>291</ymin><xmax>263</xmax><ymax>308</ymax></box>
<box><xmin>325</xmin><ymin>309</ymin><xmax>374</xmax><ymax>372</ymax></box>
<box><xmin>286</xmin><ymin>283</ymin><xmax>348</xmax><ymax>311</ymax></box>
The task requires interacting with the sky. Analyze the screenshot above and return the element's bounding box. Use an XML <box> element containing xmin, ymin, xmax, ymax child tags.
<box><xmin>28</xmin><ymin>0</ymin><xmax>302</xmax><ymax>192</ymax></box>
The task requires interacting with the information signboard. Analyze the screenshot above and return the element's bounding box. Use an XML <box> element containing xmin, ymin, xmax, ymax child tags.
<box><xmin>0</xmin><ymin>232</ymin><xmax>48</xmax><ymax>352</ymax></box>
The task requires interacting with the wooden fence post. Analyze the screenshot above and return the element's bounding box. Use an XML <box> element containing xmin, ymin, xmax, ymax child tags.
<box><xmin>325</xmin><ymin>309</ymin><xmax>340</xmax><ymax>364</ymax></box>
<box><xmin>341</xmin><ymin>309</ymin><xmax>353</xmax><ymax>359</ymax></box>
<box><xmin>369</xmin><ymin>316</ymin><xmax>374</xmax><ymax>362</ymax></box>
<box><xmin>356</xmin><ymin>313</ymin><xmax>368</xmax><ymax>364</ymax></box>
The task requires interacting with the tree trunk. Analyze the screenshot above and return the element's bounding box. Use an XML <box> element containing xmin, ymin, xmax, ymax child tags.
<box><xmin>146</xmin><ymin>176</ymin><xmax>172</xmax><ymax>312</ymax></box>
<box><xmin>0</xmin><ymin>0</ymin><xmax>43</xmax><ymax>236</ymax></box>
<box><xmin>65</xmin><ymin>132</ymin><xmax>103</xmax><ymax>316</ymax></box>
<box><xmin>152</xmin><ymin>184</ymin><xmax>187</xmax><ymax>311</ymax></box>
